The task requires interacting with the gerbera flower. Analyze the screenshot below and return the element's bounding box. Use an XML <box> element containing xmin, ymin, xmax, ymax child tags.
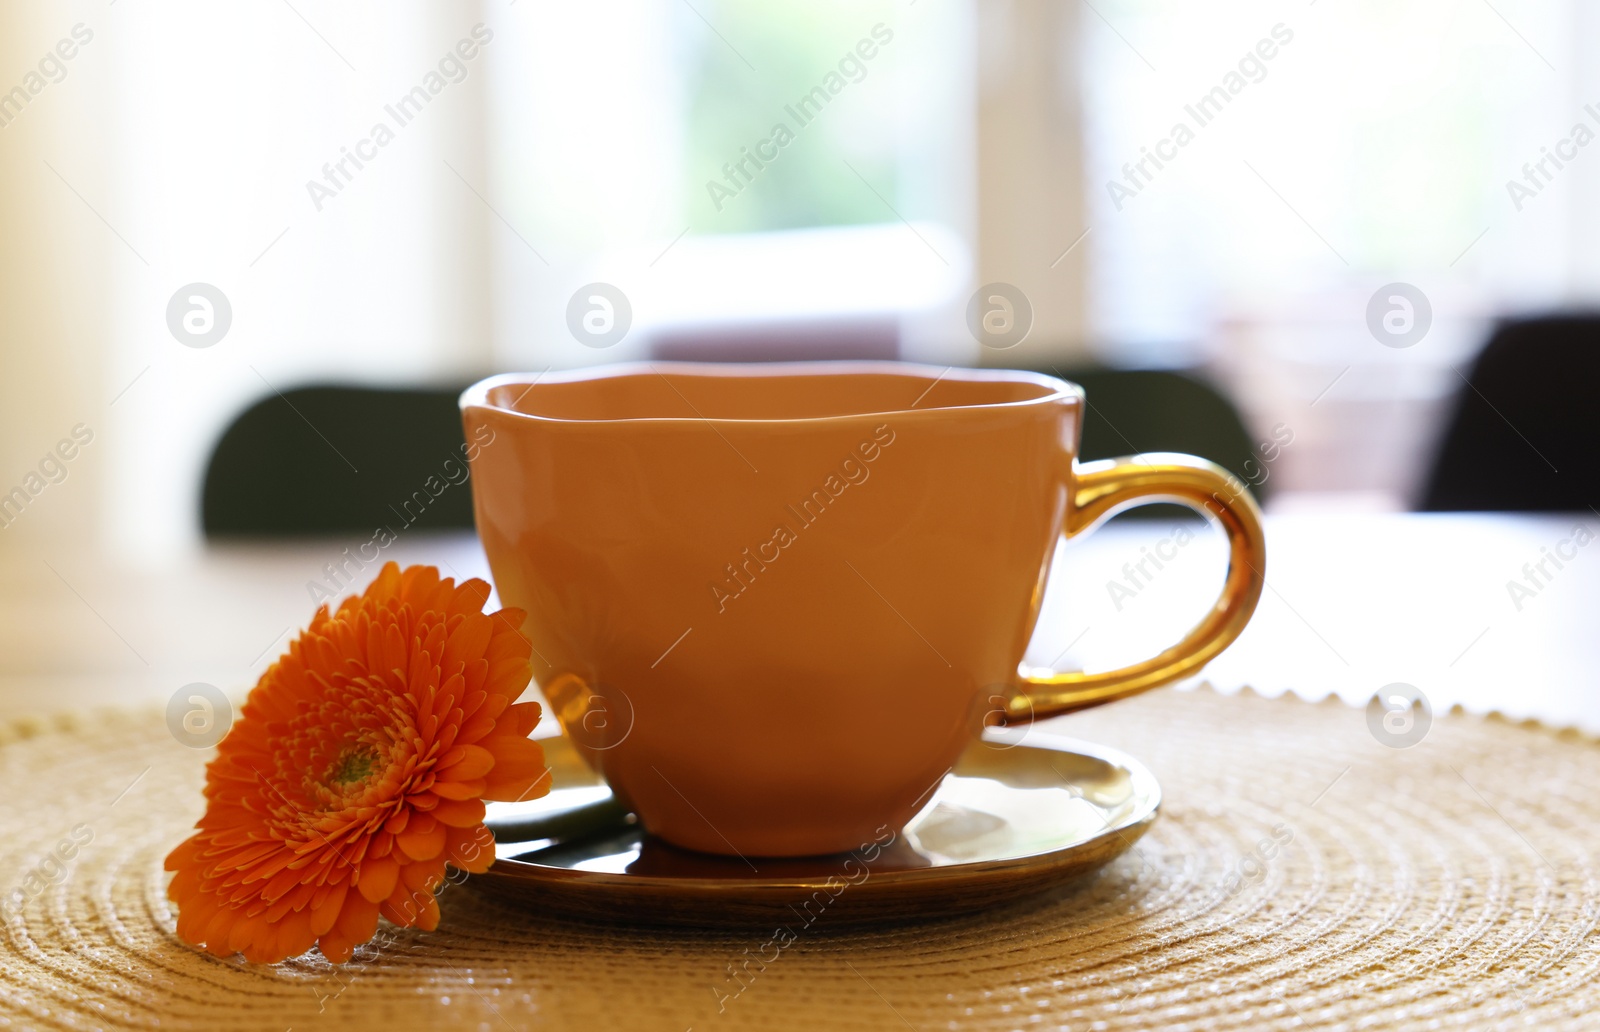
<box><xmin>165</xmin><ymin>562</ymin><xmax>550</xmax><ymax>964</ymax></box>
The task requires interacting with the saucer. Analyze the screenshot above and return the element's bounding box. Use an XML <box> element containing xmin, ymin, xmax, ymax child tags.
<box><xmin>476</xmin><ymin>727</ymin><xmax>1159</xmax><ymax>926</ymax></box>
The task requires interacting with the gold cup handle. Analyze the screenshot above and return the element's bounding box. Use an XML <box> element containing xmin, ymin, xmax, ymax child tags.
<box><xmin>1004</xmin><ymin>453</ymin><xmax>1267</xmax><ymax>722</ymax></box>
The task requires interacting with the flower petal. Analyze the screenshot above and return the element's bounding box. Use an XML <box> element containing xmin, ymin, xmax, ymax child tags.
<box><xmin>397</xmin><ymin>817</ymin><xmax>447</xmax><ymax>861</ymax></box>
<box><xmin>442</xmin><ymin>613</ymin><xmax>493</xmax><ymax>672</ymax></box>
<box><xmin>356</xmin><ymin>856</ymin><xmax>399</xmax><ymax>904</ymax></box>
<box><xmin>438</xmin><ymin>744</ymin><xmax>495</xmax><ymax>781</ymax></box>
<box><xmin>382</xmin><ymin>889</ymin><xmax>440</xmax><ymax>932</ymax></box>
<box><xmin>431</xmin><ymin>797</ymin><xmax>486</xmax><ymax>828</ymax></box>
<box><xmin>482</xmin><ymin>737</ymin><xmax>551</xmax><ymax>802</ymax></box>
<box><xmin>309</xmin><ymin>881</ymin><xmax>349</xmax><ymax>937</ymax></box>
<box><xmin>432</xmin><ymin>777</ymin><xmax>487</xmax><ymax>800</ymax></box>
<box><xmin>445</xmin><ymin>824</ymin><xmax>497</xmax><ymax>874</ymax></box>
<box><xmin>333</xmin><ymin>893</ymin><xmax>381</xmax><ymax>949</ymax></box>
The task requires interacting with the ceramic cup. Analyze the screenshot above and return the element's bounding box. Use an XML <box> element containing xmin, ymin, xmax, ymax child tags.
<box><xmin>461</xmin><ymin>362</ymin><xmax>1265</xmax><ymax>857</ymax></box>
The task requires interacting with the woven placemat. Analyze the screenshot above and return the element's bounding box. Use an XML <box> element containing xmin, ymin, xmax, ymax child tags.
<box><xmin>2</xmin><ymin>686</ymin><xmax>1596</xmax><ymax>1031</ymax></box>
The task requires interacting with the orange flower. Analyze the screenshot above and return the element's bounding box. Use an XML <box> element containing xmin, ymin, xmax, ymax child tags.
<box><xmin>165</xmin><ymin>562</ymin><xmax>550</xmax><ymax>964</ymax></box>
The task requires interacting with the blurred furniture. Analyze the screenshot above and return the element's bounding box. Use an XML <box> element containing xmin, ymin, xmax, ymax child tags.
<box><xmin>202</xmin><ymin>385</ymin><xmax>475</xmax><ymax>537</ymax></box>
<box><xmin>1421</xmin><ymin>315</ymin><xmax>1600</xmax><ymax>512</ymax></box>
<box><xmin>201</xmin><ymin>365</ymin><xmax>1265</xmax><ymax>538</ymax></box>
<box><xmin>1024</xmin><ymin>364</ymin><xmax>1268</xmax><ymax>507</ymax></box>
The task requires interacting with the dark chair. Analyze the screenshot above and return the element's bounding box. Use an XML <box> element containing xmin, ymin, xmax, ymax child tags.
<box><xmin>1016</xmin><ymin>364</ymin><xmax>1270</xmax><ymax>509</ymax></box>
<box><xmin>202</xmin><ymin>365</ymin><xmax>1262</xmax><ymax>536</ymax></box>
<box><xmin>202</xmin><ymin>385</ymin><xmax>476</xmax><ymax>537</ymax></box>
<box><xmin>1421</xmin><ymin>315</ymin><xmax>1600</xmax><ymax>512</ymax></box>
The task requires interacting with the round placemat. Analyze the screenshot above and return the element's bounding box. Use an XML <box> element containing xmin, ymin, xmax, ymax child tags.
<box><xmin>2</xmin><ymin>686</ymin><xmax>1597</xmax><ymax>1031</ymax></box>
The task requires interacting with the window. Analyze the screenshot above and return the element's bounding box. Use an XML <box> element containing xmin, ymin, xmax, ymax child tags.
<box><xmin>1080</xmin><ymin>0</ymin><xmax>1590</xmax><ymax>501</ymax></box>
<box><xmin>485</xmin><ymin>0</ymin><xmax>971</xmax><ymax>366</ymax></box>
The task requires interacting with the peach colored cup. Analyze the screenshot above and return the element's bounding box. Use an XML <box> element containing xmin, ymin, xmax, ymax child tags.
<box><xmin>461</xmin><ymin>362</ymin><xmax>1265</xmax><ymax>857</ymax></box>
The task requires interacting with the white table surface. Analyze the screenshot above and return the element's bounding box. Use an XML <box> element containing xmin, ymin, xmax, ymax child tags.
<box><xmin>3</xmin><ymin>512</ymin><xmax>1596</xmax><ymax>732</ymax></box>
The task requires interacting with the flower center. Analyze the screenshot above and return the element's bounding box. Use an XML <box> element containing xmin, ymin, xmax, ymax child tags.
<box><xmin>327</xmin><ymin>747</ymin><xmax>378</xmax><ymax>787</ymax></box>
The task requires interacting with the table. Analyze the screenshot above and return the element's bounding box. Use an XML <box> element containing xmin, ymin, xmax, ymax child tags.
<box><xmin>6</xmin><ymin>512</ymin><xmax>1600</xmax><ymax>1031</ymax></box>
<box><xmin>3</xmin><ymin>512</ymin><xmax>1597</xmax><ymax>731</ymax></box>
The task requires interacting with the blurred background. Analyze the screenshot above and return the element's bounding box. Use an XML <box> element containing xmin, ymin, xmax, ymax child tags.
<box><xmin>3</xmin><ymin>0</ymin><xmax>1597</xmax><ymax>720</ymax></box>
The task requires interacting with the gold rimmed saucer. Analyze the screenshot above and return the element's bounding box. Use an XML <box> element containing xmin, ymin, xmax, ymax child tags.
<box><xmin>475</xmin><ymin>727</ymin><xmax>1159</xmax><ymax>926</ymax></box>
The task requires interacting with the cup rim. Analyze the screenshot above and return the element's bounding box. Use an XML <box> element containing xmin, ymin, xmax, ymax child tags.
<box><xmin>459</xmin><ymin>361</ymin><xmax>1082</xmax><ymax>426</ymax></box>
